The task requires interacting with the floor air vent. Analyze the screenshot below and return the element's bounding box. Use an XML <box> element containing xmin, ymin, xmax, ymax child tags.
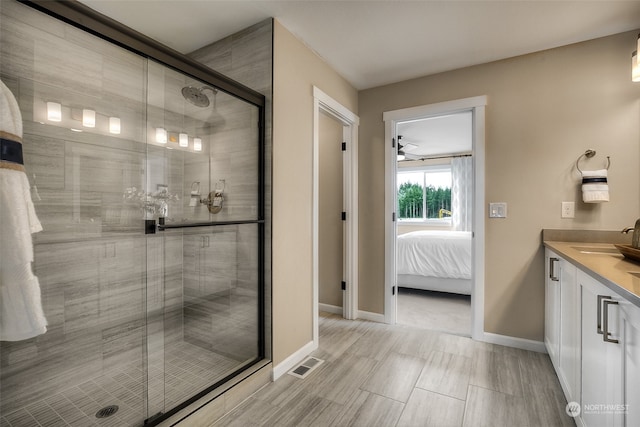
<box><xmin>287</xmin><ymin>357</ymin><xmax>324</xmax><ymax>379</ymax></box>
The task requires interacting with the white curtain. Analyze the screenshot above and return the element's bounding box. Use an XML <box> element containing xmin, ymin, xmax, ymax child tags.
<box><xmin>452</xmin><ymin>156</ymin><xmax>473</xmax><ymax>231</ymax></box>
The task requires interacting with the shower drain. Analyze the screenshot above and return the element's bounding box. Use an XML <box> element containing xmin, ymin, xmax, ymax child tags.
<box><xmin>95</xmin><ymin>405</ymin><xmax>119</xmax><ymax>418</ymax></box>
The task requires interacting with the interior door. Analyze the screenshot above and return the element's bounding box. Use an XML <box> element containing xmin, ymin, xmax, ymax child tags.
<box><xmin>318</xmin><ymin>110</ymin><xmax>345</xmax><ymax>315</ymax></box>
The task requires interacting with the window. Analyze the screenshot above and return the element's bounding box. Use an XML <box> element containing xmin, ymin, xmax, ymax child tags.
<box><xmin>397</xmin><ymin>165</ymin><xmax>452</xmax><ymax>224</ymax></box>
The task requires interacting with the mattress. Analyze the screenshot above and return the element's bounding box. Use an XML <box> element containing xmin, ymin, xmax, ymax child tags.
<box><xmin>397</xmin><ymin>230</ymin><xmax>472</xmax><ymax>279</ymax></box>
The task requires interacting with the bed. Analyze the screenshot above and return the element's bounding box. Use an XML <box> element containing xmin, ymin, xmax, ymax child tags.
<box><xmin>397</xmin><ymin>230</ymin><xmax>472</xmax><ymax>295</ymax></box>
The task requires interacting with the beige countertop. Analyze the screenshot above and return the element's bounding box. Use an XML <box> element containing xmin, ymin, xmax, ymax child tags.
<box><xmin>544</xmin><ymin>240</ymin><xmax>640</xmax><ymax>308</ymax></box>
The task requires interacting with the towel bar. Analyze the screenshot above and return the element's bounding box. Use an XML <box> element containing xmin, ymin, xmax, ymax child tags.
<box><xmin>576</xmin><ymin>149</ymin><xmax>610</xmax><ymax>174</ymax></box>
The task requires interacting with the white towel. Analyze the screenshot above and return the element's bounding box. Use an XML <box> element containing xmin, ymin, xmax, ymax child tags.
<box><xmin>582</xmin><ymin>169</ymin><xmax>608</xmax><ymax>178</ymax></box>
<box><xmin>581</xmin><ymin>169</ymin><xmax>609</xmax><ymax>203</ymax></box>
<box><xmin>0</xmin><ymin>262</ymin><xmax>47</xmax><ymax>341</ymax></box>
<box><xmin>0</xmin><ymin>78</ymin><xmax>47</xmax><ymax>341</ymax></box>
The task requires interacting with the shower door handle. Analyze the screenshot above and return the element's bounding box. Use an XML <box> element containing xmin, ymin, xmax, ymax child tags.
<box><xmin>157</xmin><ymin>219</ymin><xmax>264</xmax><ymax>230</ymax></box>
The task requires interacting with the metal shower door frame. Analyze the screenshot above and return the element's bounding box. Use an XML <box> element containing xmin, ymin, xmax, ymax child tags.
<box><xmin>19</xmin><ymin>2</ymin><xmax>268</xmax><ymax>426</ymax></box>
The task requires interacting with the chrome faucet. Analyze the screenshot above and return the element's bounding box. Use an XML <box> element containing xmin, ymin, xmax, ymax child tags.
<box><xmin>622</xmin><ymin>219</ymin><xmax>640</xmax><ymax>249</ymax></box>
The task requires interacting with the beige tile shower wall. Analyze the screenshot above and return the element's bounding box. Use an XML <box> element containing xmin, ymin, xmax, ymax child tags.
<box><xmin>189</xmin><ymin>20</ymin><xmax>273</xmax><ymax>95</ymax></box>
<box><xmin>1</xmin><ymin>2</ymin><xmax>146</xmax><ymax>143</ymax></box>
<box><xmin>189</xmin><ymin>22</ymin><xmax>272</xmax><ymax>223</ymax></box>
<box><xmin>189</xmin><ymin>19</ymin><xmax>273</xmax><ymax>360</ymax></box>
<box><xmin>358</xmin><ymin>30</ymin><xmax>640</xmax><ymax>341</ymax></box>
<box><xmin>182</xmin><ymin>229</ymin><xmax>238</xmax><ymax>303</ymax></box>
<box><xmin>0</xmin><ymin>1</ymin><xmax>183</xmax><ymax>415</ymax></box>
<box><xmin>201</xmin><ymin>103</ymin><xmax>260</xmax><ymax>222</ymax></box>
<box><xmin>1</xmin><ymin>0</ymin><xmax>145</xmax><ymax>107</ymax></box>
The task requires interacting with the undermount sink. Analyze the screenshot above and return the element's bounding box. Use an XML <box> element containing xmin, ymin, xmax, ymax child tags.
<box><xmin>571</xmin><ymin>246</ymin><xmax>621</xmax><ymax>255</ymax></box>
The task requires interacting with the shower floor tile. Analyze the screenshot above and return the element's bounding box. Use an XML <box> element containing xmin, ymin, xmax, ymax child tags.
<box><xmin>1</xmin><ymin>341</ymin><xmax>240</xmax><ymax>427</ymax></box>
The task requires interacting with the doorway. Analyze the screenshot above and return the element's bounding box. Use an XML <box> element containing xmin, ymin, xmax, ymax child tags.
<box><xmin>318</xmin><ymin>111</ymin><xmax>345</xmax><ymax>315</ymax></box>
<box><xmin>312</xmin><ymin>87</ymin><xmax>359</xmax><ymax>348</ymax></box>
<box><xmin>384</xmin><ymin>96</ymin><xmax>486</xmax><ymax>340</ymax></box>
<box><xmin>395</xmin><ymin>113</ymin><xmax>472</xmax><ymax>336</ymax></box>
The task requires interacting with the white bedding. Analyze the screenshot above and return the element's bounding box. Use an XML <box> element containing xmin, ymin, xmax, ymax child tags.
<box><xmin>397</xmin><ymin>230</ymin><xmax>472</xmax><ymax>280</ymax></box>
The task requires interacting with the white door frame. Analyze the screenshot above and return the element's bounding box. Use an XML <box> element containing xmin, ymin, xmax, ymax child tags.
<box><xmin>383</xmin><ymin>95</ymin><xmax>486</xmax><ymax>340</ymax></box>
<box><xmin>312</xmin><ymin>87</ymin><xmax>359</xmax><ymax>345</ymax></box>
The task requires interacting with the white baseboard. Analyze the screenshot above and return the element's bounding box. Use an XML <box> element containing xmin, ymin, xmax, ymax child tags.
<box><xmin>357</xmin><ymin>310</ymin><xmax>385</xmax><ymax>323</ymax></box>
<box><xmin>272</xmin><ymin>340</ymin><xmax>317</xmax><ymax>381</ymax></box>
<box><xmin>480</xmin><ymin>332</ymin><xmax>547</xmax><ymax>353</ymax></box>
<box><xmin>319</xmin><ymin>303</ymin><xmax>342</xmax><ymax>315</ymax></box>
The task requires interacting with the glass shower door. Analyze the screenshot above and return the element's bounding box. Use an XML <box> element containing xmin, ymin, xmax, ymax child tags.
<box><xmin>1</xmin><ymin>3</ymin><xmax>264</xmax><ymax>426</ymax></box>
<box><xmin>144</xmin><ymin>60</ymin><xmax>263</xmax><ymax>421</ymax></box>
<box><xmin>0</xmin><ymin>3</ymin><xmax>151</xmax><ymax>424</ymax></box>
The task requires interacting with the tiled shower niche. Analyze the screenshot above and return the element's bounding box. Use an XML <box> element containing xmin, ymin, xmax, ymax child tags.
<box><xmin>0</xmin><ymin>1</ymin><xmax>265</xmax><ymax>426</ymax></box>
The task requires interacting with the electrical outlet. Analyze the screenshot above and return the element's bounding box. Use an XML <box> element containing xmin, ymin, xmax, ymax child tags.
<box><xmin>561</xmin><ymin>201</ymin><xmax>575</xmax><ymax>218</ymax></box>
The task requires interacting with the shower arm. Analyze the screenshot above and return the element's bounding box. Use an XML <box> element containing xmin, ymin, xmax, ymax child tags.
<box><xmin>201</xmin><ymin>86</ymin><xmax>218</xmax><ymax>95</ymax></box>
<box><xmin>202</xmin><ymin>86</ymin><xmax>218</xmax><ymax>108</ymax></box>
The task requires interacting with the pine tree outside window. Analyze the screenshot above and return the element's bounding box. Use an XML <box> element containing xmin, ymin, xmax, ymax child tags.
<box><xmin>397</xmin><ymin>166</ymin><xmax>452</xmax><ymax>224</ymax></box>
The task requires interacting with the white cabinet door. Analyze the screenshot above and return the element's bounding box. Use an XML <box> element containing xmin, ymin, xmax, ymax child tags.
<box><xmin>544</xmin><ymin>248</ymin><xmax>580</xmax><ymax>403</ymax></box>
<box><xmin>621</xmin><ymin>301</ymin><xmax>640</xmax><ymax>427</ymax></box>
<box><xmin>579</xmin><ymin>270</ymin><xmax>623</xmax><ymax>427</ymax></box>
<box><xmin>545</xmin><ymin>249</ymin><xmax>561</xmax><ymax>368</ymax></box>
<box><xmin>559</xmin><ymin>258</ymin><xmax>579</xmax><ymax>403</ymax></box>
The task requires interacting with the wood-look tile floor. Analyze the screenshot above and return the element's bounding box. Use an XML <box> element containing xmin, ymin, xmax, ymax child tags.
<box><xmin>212</xmin><ymin>312</ymin><xmax>575</xmax><ymax>427</ymax></box>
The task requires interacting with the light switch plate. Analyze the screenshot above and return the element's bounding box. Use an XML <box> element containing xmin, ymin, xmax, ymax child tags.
<box><xmin>489</xmin><ymin>202</ymin><xmax>507</xmax><ymax>218</ymax></box>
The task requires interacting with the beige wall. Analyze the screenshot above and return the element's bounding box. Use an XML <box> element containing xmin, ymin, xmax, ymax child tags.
<box><xmin>359</xmin><ymin>31</ymin><xmax>640</xmax><ymax>341</ymax></box>
<box><xmin>272</xmin><ymin>21</ymin><xmax>358</xmax><ymax>365</ymax></box>
<box><xmin>319</xmin><ymin>112</ymin><xmax>345</xmax><ymax>307</ymax></box>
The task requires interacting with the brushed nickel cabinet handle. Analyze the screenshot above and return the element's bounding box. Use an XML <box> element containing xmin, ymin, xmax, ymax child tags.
<box><xmin>596</xmin><ymin>294</ymin><xmax>611</xmax><ymax>335</ymax></box>
<box><xmin>602</xmin><ymin>299</ymin><xmax>619</xmax><ymax>344</ymax></box>
<box><xmin>549</xmin><ymin>257</ymin><xmax>560</xmax><ymax>281</ymax></box>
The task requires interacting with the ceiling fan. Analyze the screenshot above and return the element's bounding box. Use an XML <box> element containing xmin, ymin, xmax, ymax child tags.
<box><xmin>397</xmin><ymin>135</ymin><xmax>419</xmax><ymax>161</ymax></box>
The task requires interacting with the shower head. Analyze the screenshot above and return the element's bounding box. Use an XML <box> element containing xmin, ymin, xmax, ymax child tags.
<box><xmin>181</xmin><ymin>85</ymin><xmax>217</xmax><ymax>108</ymax></box>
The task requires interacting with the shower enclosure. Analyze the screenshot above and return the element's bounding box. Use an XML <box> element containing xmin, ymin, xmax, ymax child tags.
<box><xmin>0</xmin><ymin>1</ymin><xmax>267</xmax><ymax>426</ymax></box>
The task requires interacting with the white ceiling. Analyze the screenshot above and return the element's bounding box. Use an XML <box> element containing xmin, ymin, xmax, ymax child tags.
<box><xmin>398</xmin><ymin>111</ymin><xmax>472</xmax><ymax>159</ymax></box>
<box><xmin>79</xmin><ymin>1</ymin><xmax>640</xmax><ymax>90</ymax></box>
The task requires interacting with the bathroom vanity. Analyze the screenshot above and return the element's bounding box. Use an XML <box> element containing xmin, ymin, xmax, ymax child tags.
<box><xmin>543</xmin><ymin>231</ymin><xmax>640</xmax><ymax>427</ymax></box>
